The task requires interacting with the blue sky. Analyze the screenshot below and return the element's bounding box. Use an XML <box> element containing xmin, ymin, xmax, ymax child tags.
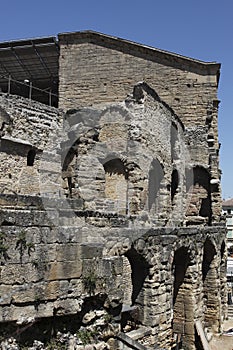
<box><xmin>1</xmin><ymin>0</ymin><xmax>232</xmax><ymax>198</ymax></box>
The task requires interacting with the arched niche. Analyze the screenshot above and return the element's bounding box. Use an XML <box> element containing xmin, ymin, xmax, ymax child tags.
<box><xmin>186</xmin><ymin>166</ymin><xmax>212</xmax><ymax>224</ymax></box>
<box><xmin>171</xmin><ymin>169</ymin><xmax>179</xmax><ymax>203</ymax></box>
<box><xmin>121</xmin><ymin>247</ymin><xmax>149</xmax><ymax>331</ymax></box>
<box><xmin>148</xmin><ymin>158</ymin><xmax>164</xmax><ymax>212</ymax></box>
<box><xmin>103</xmin><ymin>158</ymin><xmax>128</xmax><ymax>213</ymax></box>
<box><xmin>172</xmin><ymin>247</ymin><xmax>194</xmax><ymax>349</ymax></box>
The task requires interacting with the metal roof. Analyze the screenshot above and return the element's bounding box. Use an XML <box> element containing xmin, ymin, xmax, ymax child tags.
<box><xmin>0</xmin><ymin>36</ymin><xmax>59</xmax><ymax>106</ymax></box>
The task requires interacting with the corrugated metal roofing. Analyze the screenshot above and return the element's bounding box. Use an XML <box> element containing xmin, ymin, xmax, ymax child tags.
<box><xmin>0</xmin><ymin>36</ymin><xmax>59</xmax><ymax>106</ymax></box>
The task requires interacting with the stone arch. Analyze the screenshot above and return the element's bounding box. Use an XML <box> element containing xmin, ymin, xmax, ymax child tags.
<box><xmin>61</xmin><ymin>127</ymin><xmax>101</xmax><ymax>199</ymax></box>
<box><xmin>121</xmin><ymin>246</ymin><xmax>150</xmax><ymax>330</ymax></box>
<box><xmin>172</xmin><ymin>246</ymin><xmax>194</xmax><ymax>349</ymax></box>
<box><xmin>202</xmin><ymin>238</ymin><xmax>219</xmax><ymax>331</ymax></box>
<box><xmin>186</xmin><ymin>166</ymin><xmax>212</xmax><ymax>224</ymax></box>
<box><xmin>124</xmin><ymin>247</ymin><xmax>149</xmax><ymax>306</ymax></box>
<box><xmin>148</xmin><ymin>158</ymin><xmax>164</xmax><ymax>212</ymax></box>
<box><xmin>103</xmin><ymin>158</ymin><xmax>128</xmax><ymax>214</ymax></box>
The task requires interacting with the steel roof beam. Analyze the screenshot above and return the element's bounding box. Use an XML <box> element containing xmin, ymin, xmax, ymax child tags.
<box><xmin>10</xmin><ymin>45</ymin><xmax>33</xmax><ymax>81</ymax></box>
<box><xmin>31</xmin><ymin>41</ymin><xmax>52</xmax><ymax>78</ymax></box>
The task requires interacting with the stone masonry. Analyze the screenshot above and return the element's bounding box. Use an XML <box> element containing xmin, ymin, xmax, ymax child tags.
<box><xmin>0</xmin><ymin>31</ymin><xmax>227</xmax><ymax>350</ymax></box>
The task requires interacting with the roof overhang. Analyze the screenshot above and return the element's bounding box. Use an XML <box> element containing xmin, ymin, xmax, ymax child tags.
<box><xmin>0</xmin><ymin>36</ymin><xmax>59</xmax><ymax>106</ymax></box>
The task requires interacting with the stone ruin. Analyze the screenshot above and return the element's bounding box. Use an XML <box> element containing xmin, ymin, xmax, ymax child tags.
<box><xmin>0</xmin><ymin>31</ymin><xmax>227</xmax><ymax>349</ymax></box>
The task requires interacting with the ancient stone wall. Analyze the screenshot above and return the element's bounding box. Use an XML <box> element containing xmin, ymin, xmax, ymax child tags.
<box><xmin>0</xmin><ymin>32</ymin><xmax>227</xmax><ymax>350</ymax></box>
<box><xmin>0</xmin><ymin>94</ymin><xmax>62</xmax><ymax>196</ymax></box>
<box><xmin>58</xmin><ymin>32</ymin><xmax>219</xmax><ymax>129</ymax></box>
<box><xmin>61</xmin><ymin>84</ymin><xmax>187</xmax><ymax>226</ymax></box>
<box><xmin>58</xmin><ymin>32</ymin><xmax>222</xmax><ymax>223</ymax></box>
<box><xmin>0</xmin><ymin>193</ymin><xmax>227</xmax><ymax>349</ymax></box>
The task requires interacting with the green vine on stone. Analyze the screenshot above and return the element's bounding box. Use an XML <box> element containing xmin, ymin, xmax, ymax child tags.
<box><xmin>15</xmin><ymin>230</ymin><xmax>35</xmax><ymax>264</ymax></box>
<box><xmin>83</xmin><ymin>271</ymin><xmax>97</xmax><ymax>295</ymax></box>
<box><xmin>76</xmin><ymin>328</ymin><xmax>97</xmax><ymax>345</ymax></box>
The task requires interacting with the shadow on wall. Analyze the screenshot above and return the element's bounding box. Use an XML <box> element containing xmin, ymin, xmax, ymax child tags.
<box><xmin>148</xmin><ymin>158</ymin><xmax>164</xmax><ymax>212</ymax></box>
<box><xmin>186</xmin><ymin>166</ymin><xmax>212</xmax><ymax>224</ymax></box>
<box><xmin>124</xmin><ymin>247</ymin><xmax>149</xmax><ymax>305</ymax></box>
<box><xmin>202</xmin><ymin>238</ymin><xmax>218</xmax><ymax>331</ymax></box>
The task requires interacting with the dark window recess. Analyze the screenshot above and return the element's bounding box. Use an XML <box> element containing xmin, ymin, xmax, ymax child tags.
<box><xmin>148</xmin><ymin>159</ymin><xmax>164</xmax><ymax>211</ymax></box>
<box><xmin>103</xmin><ymin>158</ymin><xmax>128</xmax><ymax>178</ymax></box>
<box><xmin>27</xmin><ymin>149</ymin><xmax>36</xmax><ymax>166</ymax></box>
<box><xmin>171</xmin><ymin>169</ymin><xmax>179</xmax><ymax>202</ymax></box>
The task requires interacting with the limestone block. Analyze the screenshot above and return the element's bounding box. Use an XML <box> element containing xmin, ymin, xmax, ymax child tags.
<box><xmin>0</xmin><ymin>304</ymin><xmax>36</xmax><ymax>323</ymax></box>
<box><xmin>79</xmin><ymin>243</ymin><xmax>103</xmax><ymax>259</ymax></box>
<box><xmin>57</xmin><ymin>226</ymin><xmax>83</xmax><ymax>243</ymax></box>
<box><xmin>0</xmin><ymin>285</ymin><xmax>12</xmax><ymax>305</ymax></box>
<box><xmin>67</xmin><ymin>279</ymin><xmax>83</xmax><ymax>297</ymax></box>
<box><xmin>45</xmin><ymin>260</ymin><xmax>82</xmax><ymax>281</ymax></box>
<box><xmin>35</xmin><ymin>301</ymin><xmax>55</xmax><ymax>318</ymax></box>
<box><xmin>53</xmin><ymin>298</ymin><xmax>83</xmax><ymax>315</ymax></box>
<box><xmin>56</xmin><ymin>243</ymin><xmax>81</xmax><ymax>262</ymax></box>
<box><xmin>98</xmin><ymin>257</ymin><xmax>123</xmax><ymax>278</ymax></box>
<box><xmin>0</xmin><ymin>263</ymin><xmax>43</xmax><ymax>284</ymax></box>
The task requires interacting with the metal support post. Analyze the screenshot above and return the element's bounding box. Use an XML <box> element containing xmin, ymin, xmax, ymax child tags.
<box><xmin>8</xmin><ymin>75</ymin><xmax>11</xmax><ymax>95</ymax></box>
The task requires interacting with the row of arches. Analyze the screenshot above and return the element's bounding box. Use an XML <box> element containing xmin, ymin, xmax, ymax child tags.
<box><xmin>119</xmin><ymin>238</ymin><xmax>225</xmax><ymax>349</ymax></box>
<box><xmin>102</xmin><ymin>158</ymin><xmax>212</xmax><ymax>222</ymax></box>
<box><xmin>62</xmin><ymin>140</ymin><xmax>213</xmax><ymax>223</ymax></box>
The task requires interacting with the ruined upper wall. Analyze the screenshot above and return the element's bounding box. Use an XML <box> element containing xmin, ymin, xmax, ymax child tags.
<box><xmin>58</xmin><ymin>31</ymin><xmax>222</xmax><ymax>222</ymax></box>
<box><xmin>0</xmin><ymin>94</ymin><xmax>61</xmax><ymax>196</ymax></box>
<box><xmin>58</xmin><ymin>31</ymin><xmax>220</xmax><ymax>130</ymax></box>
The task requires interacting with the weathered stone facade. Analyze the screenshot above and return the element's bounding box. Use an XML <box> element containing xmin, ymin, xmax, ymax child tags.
<box><xmin>0</xmin><ymin>31</ymin><xmax>227</xmax><ymax>350</ymax></box>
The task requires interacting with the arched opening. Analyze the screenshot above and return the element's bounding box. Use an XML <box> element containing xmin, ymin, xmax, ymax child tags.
<box><xmin>121</xmin><ymin>248</ymin><xmax>149</xmax><ymax>331</ymax></box>
<box><xmin>125</xmin><ymin>248</ymin><xmax>149</xmax><ymax>306</ymax></box>
<box><xmin>103</xmin><ymin>158</ymin><xmax>128</xmax><ymax>214</ymax></box>
<box><xmin>148</xmin><ymin>159</ymin><xmax>164</xmax><ymax>212</ymax></box>
<box><xmin>172</xmin><ymin>247</ymin><xmax>194</xmax><ymax>349</ymax></box>
<box><xmin>171</xmin><ymin>169</ymin><xmax>179</xmax><ymax>203</ymax></box>
<box><xmin>186</xmin><ymin>166</ymin><xmax>212</xmax><ymax>225</ymax></box>
<box><xmin>202</xmin><ymin>239</ymin><xmax>218</xmax><ymax>331</ymax></box>
<box><xmin>27</xmin><ymin>149</ymin><xmax>36</xmax><ymax>166</ymax></box>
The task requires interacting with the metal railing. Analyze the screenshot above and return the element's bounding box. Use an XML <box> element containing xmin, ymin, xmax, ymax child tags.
<box><xmin>0</xmin><ymin>74</ymin><xmax>75</xmax><ymax>107</ymax></box>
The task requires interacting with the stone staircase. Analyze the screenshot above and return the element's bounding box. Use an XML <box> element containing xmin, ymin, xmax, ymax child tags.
<box><xmin>228</xmin><ymin>304</ymin><xmax>233</xmax><ymax>319</ymax></box>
